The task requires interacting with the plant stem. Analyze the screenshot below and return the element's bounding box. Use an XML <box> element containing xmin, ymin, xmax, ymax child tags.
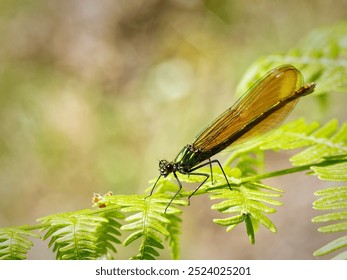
<box><xmin>240</xmin><ymin>156</ymin><xmax>347</xmax><ymax>183</ymax></box>
<box><xmin>240</xmin><ymin>164</ymin><xmax>313</xmax><ymax>183</ymax></box>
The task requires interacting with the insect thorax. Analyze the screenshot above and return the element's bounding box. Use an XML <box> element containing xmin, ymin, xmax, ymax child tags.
<box><xmin>158</xmin><ymin>145</ymin><xmax>197</xmax><ymax>177</ymax></box>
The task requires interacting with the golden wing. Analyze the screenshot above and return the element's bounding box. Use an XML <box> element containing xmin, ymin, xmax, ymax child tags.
<box><xmin>192</xmin><ymin>65</ymin><xmax>307</xmax><ymax>152</ymax></box>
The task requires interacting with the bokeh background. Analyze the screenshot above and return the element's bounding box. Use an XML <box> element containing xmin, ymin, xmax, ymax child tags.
<box><xmin>1</xmin><ymin>0</ymin><xmax>347</xmax><ymax>259</ymax></box>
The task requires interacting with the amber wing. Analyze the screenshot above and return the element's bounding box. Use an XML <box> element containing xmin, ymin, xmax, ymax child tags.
<box><xmin>192</xmin><ymin>65</ymin><xmax>306</xmax><ymax>152</ymax></box>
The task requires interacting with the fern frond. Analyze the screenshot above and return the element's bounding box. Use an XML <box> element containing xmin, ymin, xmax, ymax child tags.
<box><xmin>94</xmin><ymin>208</ymin><xmax>124</xmax><ymax>257</ymax></box>
<box><xmin>0</xmin><ymin>227</ymin><xmax>39</xmax><ymax>260</ymax></box>
<box><xmin>312</xmin><ymin>186</ymin><xmax>347</xmax><ymax>259</ymax></box>
<box><xmin>236</xmin><ymin>23</ymin><xmax>347</xmax><ymax>96</ymax></box>
<box><xmin>311</xmin><ymin>162</ymin><xmax>347</xmax><ymax>181</ymax></box>
<box><xmin>291</xmin><ymin>123</ymin><xmax>347</xmax><ymax>166</ymax></box>
<box><xmin>211</xmin><ymin>182</ymin><xmax>283</xmax><ymax>244</ymax></box>
<box><xmin>234</xmin><ymin>150</ymin><xmax>265</xmax><ymax>177</ymax></box>
<box><xmin>166</xmin><ymin>214</ymin><xmax>182</xmax><ymax>260</ymax></box>
<box><xmin>101</xmin><ymin>194</ymin><xmax>184</xmax><ymax>260</ymax></box>
<box><xmin>212</xmin><ymin>119</ymin><xmax>347</xmax><ymax>247</ymax></box>
<box><xmin>313</xmin><ymin>236</ymin><xmax>347</xmax><ymax>259</ymax></box>
<box><xmin>257</xmin><ymin>119</ymin><xmax>347</xmax><ymax>166</ymax></box>
<box><xmin>221</xmin><ymin>118</ymin><xmax>347</xmax><ymax>253</ymax></box>
<box><xmin>38</xmin><ymin>207</ymin><xmax>123</xmax><ymax>260</ymax></box>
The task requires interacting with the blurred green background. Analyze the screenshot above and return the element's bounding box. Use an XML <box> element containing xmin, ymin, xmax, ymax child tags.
<box><xmin>1</xmin><ymin>0</ymin><xmax>347</xmax><ymax>259</ymax></box>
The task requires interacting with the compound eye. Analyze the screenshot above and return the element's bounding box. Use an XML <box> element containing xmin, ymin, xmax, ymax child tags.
<box><xmin>159</xmin><ymin>166</ymin><xmax>168</xmax><ymax>176</ymax></box>
<box><xmin>158</xmin><ymin>160</ymin><xmax>174</xmax><ymax>177</ymax></box>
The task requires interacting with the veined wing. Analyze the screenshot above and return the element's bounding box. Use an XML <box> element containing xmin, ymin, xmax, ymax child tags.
<box><xmin>192</xmin><ymin>65</ymin><xmax>307</xmax><ymax>152</ymax></box>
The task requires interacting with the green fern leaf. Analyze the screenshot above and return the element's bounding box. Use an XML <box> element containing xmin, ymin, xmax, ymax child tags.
<box><xmin>256</xmin><ymin>119</ymin><xmax>347</xmax><ymax>166</ymax></box>
<box><xmin>104</xmin><ymin>194</ymin><xmax>184</xmax><ymax>260</ymax></box>
<box><xmin>244</xmin><ymin>214</ymin><xmax>255</xmax><ymax>244</ymax></box>
<box><xmin>291</xmin><ymin>122</ymin><xmax>347</xmax><ymax>165</ymax></box>
<box><xmin>166</xmin><ymin>214</ymin><xmax>182</xmax><ymax>260</ymax></box>
<box><xmin>313</xmin><ymin>236</ymin><xmax>347</xmax><ymax>258</ymax></box>
<box><xmin>311</xmin><ymin>162</ymin><xmax>347</xmax><ymax>181</ymax></box>
<box><xmin>211</xmin><ymin>182</ymin><xmax>282</xmax><ymax>244</ymax></box>
<box><xmin>234</xmin><ymin>151</ymin><xmax>265</xmax><ymax>177</ymax></box>
<box><xmin>282</xmin><ymin>121</ymin><xmax>347</xmax><ymax>257</ymax></box>
<box><xmin>38</xmin><ymin>207</ymin><xmax>123</xmax><ymax>260</ymax></box>
<box><xmin>0</xmin><ymin>227</ymin><xmax>39</xmax><ymax>260</ymax></box>
<box><xmin>317</xmin><ymin>222</ymin><xmax>347</xmax><ymax>233</ymax></box>
<box><xmin>312</xmin><ymin>186</ymin><xmax>347</xmax><ymax>259</ymax></box>
<box><xmin>96</xmin><ymin>208</ymin><xmax>123</xmax><ymax>256</ymax></box>
<box><xmin>332</xmin><ymin>251</ymin><xmax>347</xmax><ymax>260</ymax></box>
<box><xmin>312</xmin><ymin>211</ymin><xmax>347</xmax><ymax>223</ymax></box>
<box><xmin>313</xmin><ymin>186</ymin><xmax>347</xmax><ymax>210</ymax></box>
<box><xmin>259</xmin><ymin>119</ymin><xmax>327</xmax><ymax>151</ymax></box>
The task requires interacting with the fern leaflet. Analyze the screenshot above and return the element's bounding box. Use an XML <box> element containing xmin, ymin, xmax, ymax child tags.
<box><xmin>257</xmin><ymin>119</ymin><xmax>347</xmax><ymax>166</ymax></box>
<box><xmin>0</xmin><ymin>227</ymin><xmax>39</xmax><ymax>260</ymax></box>
<box><xmin>38</xmin><ymin>207</ymin><xmax>123</xmax><ymax>260</ymax></box>
<box><xmin>97</xmin><ymin>194</ymin><xmax>185</xmax><ymax>260</ymax></box>
<box><xmin>211</xmin><ymin>182</ymin><xmax>283</xmax><ymax>244</ymax></box>
<box><xmin>312</xmin><ymin>186</ymin><xmax>347</xmax><ymax>259</ymax></box>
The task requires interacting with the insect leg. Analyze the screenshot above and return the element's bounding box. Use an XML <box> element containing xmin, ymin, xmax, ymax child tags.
<box><xmin>185</xmin><ymin>171</ymin><xmax>209</xmax><ymax>203</ymax></box>
<box><xmin>210</xmin><ymin>159</ymin><xmax>231</xmax><ymax>190</ymax></box>
<box><xmin>165</xmin><ymin>171</ymin><xmax>183</xmax><ymax>213</ymax></box>
<box><xmin>145</xmin><ymin>174</ymin><xmax>162</xmax><ymax>199</ymax></box>
<box><xmin>189</xmin><ymin>159</ymin><xmax>231</xmax><ymax>190</ymax></box>
<box><xmin>208</xmin><ymin>158</ymin><xmax>214</xmax><ymax>184</ymax></box>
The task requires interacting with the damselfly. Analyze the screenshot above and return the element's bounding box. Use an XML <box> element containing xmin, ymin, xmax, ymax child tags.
<box><xmin>148</xmin><ymin>65</ymin><xmax>316</xmax><ymax>211</ymax></box>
